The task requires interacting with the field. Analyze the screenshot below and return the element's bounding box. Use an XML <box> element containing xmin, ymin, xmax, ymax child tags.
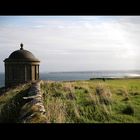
<box><xmin>40</xmin><ymin>79</ymin><xmax>140</xmax><ymax>123</ymax></box>
<box><xmin>0</xmin><ymin>79</ymin><xmax>140</xmax><ymax>123</ymax></box>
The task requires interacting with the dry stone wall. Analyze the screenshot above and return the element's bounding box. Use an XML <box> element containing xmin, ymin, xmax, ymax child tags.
<box><xmin>19</xmin><ymin>80</ymin><xmax>47</xmax><ymax>123</ymax></box>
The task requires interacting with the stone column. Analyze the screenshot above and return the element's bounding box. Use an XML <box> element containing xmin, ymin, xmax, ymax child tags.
<box><xmin>38</xmin><ymin>65</ymin><xmax>39</xmax><ymax>79</ymax></box>
<box><xmin>24</xmin><ymin>65</ymin><xmax>27</xmax><ymax>81</ymax></box>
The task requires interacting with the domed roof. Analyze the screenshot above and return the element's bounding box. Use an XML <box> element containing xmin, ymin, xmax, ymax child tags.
<box><xmin>4</xmin><ymin>43</ymin><xmax>40</xmax><ymax>62</ymax></box>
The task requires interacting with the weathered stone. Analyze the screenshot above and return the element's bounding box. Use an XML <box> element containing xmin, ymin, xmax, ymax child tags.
<box><xmin>19</xmin><ymin>81</ymin><xmax>47</xmax><ymax>123</ymax></box>
<box><xmin>4</xmin><ymin>43</ymin><xmax>40</xmax><ymax>87</ymax></box>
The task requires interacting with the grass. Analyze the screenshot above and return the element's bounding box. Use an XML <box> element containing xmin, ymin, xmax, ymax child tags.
<box><xmin>0</xmin><ymin>79</ymin><xmax>140</xmax><ymax>123</ymax></box>
<box><xmin>40</xmin><ymin>79</ymin><xmax>140</xmax><ymax>123</ymax></box>
<box><xmin>0</xmin><ymin>83</ymin><xmax>31</xmax><ymax>123</ymax></box>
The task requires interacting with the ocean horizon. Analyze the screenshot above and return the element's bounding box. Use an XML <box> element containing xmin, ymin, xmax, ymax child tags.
<box><xmin>1</xmin><ymin>70</ymin><xmax>140</xmax><ymax>87</ymax></box>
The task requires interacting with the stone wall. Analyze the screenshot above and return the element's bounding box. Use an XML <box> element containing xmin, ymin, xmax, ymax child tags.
<box><xmin>19</xmin><ymin>80</ymin><xmax>47</xmax><ymax>123</ymax></box>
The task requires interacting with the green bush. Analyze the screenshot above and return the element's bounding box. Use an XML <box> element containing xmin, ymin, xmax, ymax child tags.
<box><xmin>122</xmin><ymin>105</ymin><xmax>135</xmax><ymax>115</ymax></box>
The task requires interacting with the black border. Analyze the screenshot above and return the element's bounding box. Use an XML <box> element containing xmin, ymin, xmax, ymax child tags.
<box><xmin>0</xmin><ymin>1</ymin><xmax>140</xmax><ymax>137</ymax></box>
<box><xmin>0</xmin><ymin>123</ymin><xmax>140</xmax><ymax>137</ymax></box>
<box><xmin>0</xmin><ymin>1</ymin><xmax>140</xmax><ymax>15</ymax></box>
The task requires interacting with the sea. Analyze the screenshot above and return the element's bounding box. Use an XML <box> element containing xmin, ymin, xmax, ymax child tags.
<box><xmin>1</xmin><ymin>70</ymin><xmax>140</xmax><ymax>87</ymax></box>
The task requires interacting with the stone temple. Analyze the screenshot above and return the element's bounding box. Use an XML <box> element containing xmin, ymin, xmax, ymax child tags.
<box><xmin>4</xmin><ymin>43</ymin><xmax>40</xmax><ymax>87</ymax></box>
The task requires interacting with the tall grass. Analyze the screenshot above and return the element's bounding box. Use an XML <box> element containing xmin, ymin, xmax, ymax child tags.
<box><xmin>0</xmin><ymin>83</ymin><xmax>31</xmax><ymax>123</ymax></box>
<box><xmin>0</xmin><ymin>79</ymin><xmax>139</xmax><ymax>123</ymax></box>
<box><xmin>41</xmin><ymin>80</ymin><xmax>140</xmax><ymax>123</ymax></box>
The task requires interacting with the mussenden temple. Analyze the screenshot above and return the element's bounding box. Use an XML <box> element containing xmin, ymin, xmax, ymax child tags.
<box><xmin>4</xmin><ymin>43</ymin><xmax>40</xmax><ymax>87</ymax></box>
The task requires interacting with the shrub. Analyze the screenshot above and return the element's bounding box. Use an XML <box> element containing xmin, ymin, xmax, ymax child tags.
<box><xmin>133</xmin><ymin>92</ymin><xmax>140</xmax><ymax>96</ymax></box>
<box><xmin>74</xmin><ymin>86</ymin><xmax>83</xmax><ymax>90</ymax></box>
<box><xmin>122</xmin><ymin>105</ymin><xmax>135</xmax><ymax>115</ymax></box>
<box><xmin>84</xmin><ymin>89</ymin><xmax>89</xmax><ymax>93</ymax></box>
<box><xmin>122</xmin><ymin>97</ymin><xmax>129</xmax><ymax>101</ymax></box>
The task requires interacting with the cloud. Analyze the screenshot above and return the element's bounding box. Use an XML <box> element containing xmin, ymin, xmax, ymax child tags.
<box><xmin>0</xmin><ymin>16</ymin><xmax>140</xmax><ymax>72</ymax></box>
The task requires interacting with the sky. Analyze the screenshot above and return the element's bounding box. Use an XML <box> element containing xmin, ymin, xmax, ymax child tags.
<box><xmin>0</xmin><ymin>16</ymin><xmax>140</xmax><ymax>72</ymax></box>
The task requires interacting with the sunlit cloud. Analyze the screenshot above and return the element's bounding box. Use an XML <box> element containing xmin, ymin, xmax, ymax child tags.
<box><xmin>0</xmin><ymin>16</ymin><xmax>140</xmax><ymax>72</ymax></box>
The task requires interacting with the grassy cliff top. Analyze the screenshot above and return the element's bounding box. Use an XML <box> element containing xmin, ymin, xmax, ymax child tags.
<box><xmin>40</xmin><ymin>79</ymin><xmax>140</xmax><ymax>123</ymax></box>
<box><xmin>1</xmin><ymin>79</ymin><xmax>140</xmax><ymax>123</ymax></box>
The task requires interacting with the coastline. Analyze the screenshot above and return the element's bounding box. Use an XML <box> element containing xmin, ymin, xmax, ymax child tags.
<box><xmin>90</xmin><ymin>76</ymin><xmax>140</xmax><ymax>80</ymax></box>
<box><xmin>1</xmin><ymin>70</ymin><xmax>140</xmax><ymax>88</ymax></box>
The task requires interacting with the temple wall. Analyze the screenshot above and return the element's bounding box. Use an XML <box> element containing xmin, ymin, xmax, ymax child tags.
<box><xmin>5</xmin><ymin>62</ymin><xmax>39</xmax><ymax>87</ymax></box>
